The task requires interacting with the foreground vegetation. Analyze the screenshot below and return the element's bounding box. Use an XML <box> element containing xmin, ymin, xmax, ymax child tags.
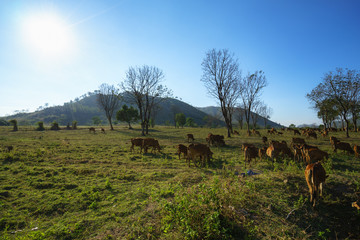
<box><xmin>0</xmin><ymin>126</ymin><xmax>359</xmax><ymax>239</ymax></box>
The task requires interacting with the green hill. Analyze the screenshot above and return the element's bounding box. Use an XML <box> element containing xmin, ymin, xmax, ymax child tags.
<box><xmin>2</xmin><ymin>92</ymin><xmax>224</xmax><ymax>127</ymax></box>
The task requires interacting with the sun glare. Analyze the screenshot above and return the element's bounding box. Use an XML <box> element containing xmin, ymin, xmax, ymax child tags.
<box><xmin>21</xmin><ymin>12</ymin><xmax>75</xmax><ymax>59</ymax></box>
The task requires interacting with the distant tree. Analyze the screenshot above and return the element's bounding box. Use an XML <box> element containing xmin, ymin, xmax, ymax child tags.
<box><xmin>116</xmin><ymin>105</ymin><xmax>139</xmax><ymax>129</ymax></box>
<box><xmin>186</xmin><ymin>117</ymin><xmax>195</xmax><ymax>127</ymax></box>
<box><xmin>201</xmin><ymin>49</ymin><xmax>241</xmax><ymax>137</ymax></box>
<box><xmin>50</xmin><ymin>121</ymin><xmax>60</xmax><ymax>130</ymax></box>
<box><xmin>36</xmin><ymin>121</ymin><xmax>45</xmax><ymax>131</ymax></box>
<box><xmin>97</xmin><ymin>83</ymin><xmax>121</xmax><ymax>130</ymax></box>
<box><xmin>289</xmin><ymin>124</ymin><xmax>296</xmax><ymax>128</ymax></box>
<box><xmin>235</xmin><ymin>104</ymin><xmax>245</xmax><ymax>129</ymax></box>
<box><xmin>251</xmin><ymin>100</ymin><xmax>261</xmax><ymax>129</ymax></box>
<box><xmin>258</xmin><ymin>102</ymin><xmax>273</xmax><ymax>129</ymax></box>
<box><xmin>149</xmin><ymin>118</ymin><xmax>155</xmax><ymax>128</ymax></box>
<box><xmin>308</xmin><ymin>68</ymin><xmax>360</xmax><ymax>137</ymax></box>
<box><xmin>92</xmin><ymin>116</ymin><xmax>102</xmax><ymax>126</ymax></box>
<box><xmin>72</xmin><ymin>121</ymin><xmax>78</xmax><ymax>130</ymax></box>
<box><xmin>175</xmin><ymin>113</ymin><xmax>186</xmax><ymax>128</ymax></box>
<box><xmin>239</xmin><ymin>70</ymin><xmax>267</xmax><ymax>132</ymax></box>
<box><xmin>9</xmin><ymin>119</ymin><xmax>18</xmax><ymax>131</ymax></box>
<box><xmin>121</xmin><ymin>65</ymin><xmax>172</xmax><ymax>135</ymax></box>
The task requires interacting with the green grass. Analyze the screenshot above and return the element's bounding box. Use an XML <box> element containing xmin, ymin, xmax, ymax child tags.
<box><xmin>0</xmin><ymin>125</ymin><xmax>360</xmax><ymax>239</ymax></box>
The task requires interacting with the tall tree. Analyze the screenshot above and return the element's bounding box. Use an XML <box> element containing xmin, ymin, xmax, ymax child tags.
<box><xmin>97</xmin><ymin>83</ymin><xmax>121</xmax><ymax>130</ymax></box>
<box><xmin>175</xmin><ymin>113</ymin><xmax>186</xmax><ymax>128</ymax></box>
<box><xmin>116</xmin><ymin>105</ymin><xmax>139</xmax><ymax>129</ymax></box>
<box><xmin>321</xmin><ymin>68</ymin><xmax>360</xmax><ymax>137</ymax></box>
<box><xmin>201</xmin><ymin>49</ymin><xmax>241</xmax><ymax>137</ymax></box>
<box><xmin>258</xmin><ymin>102</ymin><xmax>273</xmax><ymax>129</ymax></box>
<box><xmin>121</xmin><ymin>65</ymin><xmax>171</xmax><ymax>136</ymax></box>
<box><xmin>240</xmin><ymin>71</ymin><xmax>268</xmax><ymax>132</ymax></box>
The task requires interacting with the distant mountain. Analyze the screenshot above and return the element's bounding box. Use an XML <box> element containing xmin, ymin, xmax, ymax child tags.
<box><xmin>197</xmin><ymin>106</ymin><xmax>282</xmax><ymax>128</ymax></box>
<box><xmin>2</xmin><ymin>92</ymin><xmax>224</xmax><ymax>127</ymax></box>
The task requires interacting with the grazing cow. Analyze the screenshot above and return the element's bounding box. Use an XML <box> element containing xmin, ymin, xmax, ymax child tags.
<box><xmin>354</xmin><ymin>145</ymin><xmax>360</xmax><ymax>158</ymax></box>
<box><xmin>101</xmin><ymin>128</ymin><xmax>106</xmax><ymax>134</ymax></box>
<box><xmin>233</xmin><ymin>130</ymin><xmax>240</xmax><ymax>135</ymax></box>
<box><xmin>294</xmin><ymin>129</ymin><xmax>301</xmax><ymax>135</ymax></box>
<box><xmin>305</xmin><ymin>162</ymin><xmax>328</xmax><ymax>207</ymax></box>
<box><xmin>352</xmin><ymin>199</ymin><xmax>360</xmax><ymax>210</ymax></box>
<box><xmin>186</xmin><ymin>134</ymin><xmax>195</xmax><ymax>143</ymax></box>
<box><xmin>292</xmin><ymin>137</ymin><xmax>306</xmax><ymax>145</ymax></box>
<box><xmin>333</xmin><ymin>141</ymin><xmax>354</xmax><ymax>154</ymax></box>
<box><xmin>266</xmin><ymin>145</ymin><xmax>279</xmax><ymax>162</ymax></box>
<box><xmin>142</xmin><ymin>138</ymin><xmax>161</xmax><ymax>154</ymax></box>
<box><xmin>89</xmin><ymin>127</ymin><xmax>96</xmax><ymax>133</ymax></box>
<box><xmin>262</xmin><ymin>136</ymin><xmax>268</xmax><ymax>145</ymax></box>
<box><xmin>271</xmin><ymin>141</ymin><xmax>293</xmax><ymax>158</ymax></box>
<box><xmin>242</xmin><ymin>143</ymin><xmax>255</xmax><ymax>151</ymax></box>
<box><xmin>306</xmin><ymin>132</ymin><xmax>317</xmax><ymax>139</ymax></box>
<box><xmin>258</xmin><ymin>147</ymin><xmax>267</xmax><ymax>161</ymax></box>
<box><xmin>206</xmin><ymin>134</ymin><xmax>225</xmax><ymax>146</ymax></box>
<box><xmin>187</xmin><ymin>143</ymin><xmax>213</xmax><ymax>167</ymax></box>
<box><xmin>244</xmin><ymin>145</ymin><xmax>259</xmax><ymax>167</ymax></box>
<box><xmin>305</xmin><ymin>148</ymin><xmax>329</xmax><ymax>164</ymax></box>
<box><xmin>299</xmin><ymin>144</ymin><xmax>319</xmax><ymax>162</ymax></box>
<box><xmin>291</xmin><ymin>144</ymin><xmax>303</xmax><ymax>162</ymax></box>
<box><xmin>329</xmin><ymin>136</ymin><xmax>339</xmax><ymax>145</ymax></box>
<box><xmin>252</xmin><ymin>129</ymin><xmax>261</xmax><ymax>136</ymax></box>
<box><xmin>176</xmin><ymin>144</ymin><xmax>188</xmax><ymax>159</ymax></box>
<box><xmin>130</xmin><ymin>138</ymin><xmax>144</xmax><ymax>153</ymax></box>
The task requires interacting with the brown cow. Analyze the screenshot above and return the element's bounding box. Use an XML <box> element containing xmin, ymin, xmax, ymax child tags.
<box><xmin>252</xmin><ymin>129</ymin><xmax>261</xmax><ymax>136</ymax></box>
<box><xmin>130</xmin><ymin>138</ymin><xmax>144</xmax><ymax>153</ymax></box>
<box><xmin>244</xmin><ymin>145</ymin><xmax>259</xmax><ymax>167</ymax></box>
<box><xmin>187</xmin><ymin>143</ymin><xmax>213</xmax><ymax>167</ymax></box>
<box><xmin>89</xmin><ymin>127</ymin><xmax>96</xmax><ymax>133</ymax></box>
<box><xmin>305</xmin><ymin>148</ymin><xmax>329</xmax><ymax>164</ymax></box>
<box><xmin>176</xmin><ymin>144</ymin><xmax>188</xmax><ymax>159</ymax></box>
<box><xmin>142</xmin><ymin>138</ymin><xmax>161</xmax><ymax>154</ymax></box>
<box><xmin>187</xmin><ymin>134</ymin><xmax>195</xmax><ymax>143</ymax></box>
<box><xmin>333</xmin><ymin>141</ymin><xmax>354</xmax><ymax>154</ymax></box>
<box><xmin>354</xmin><ymin>145</ymin><xmax>360</xmax><ymax>158</ymax></box>
<box><xmin>101</xmin><ymin>128</ymin><xmax>106</xmax><ymax>134</ymax></box>
<box><xmin>294</xmin><ymin>129</ymin><xmax>301</xmax><ymax>135</ymax></box>
<box><xmin>306</xmin><ymin>132</ymin><xmax>317</xmax><ymax>139</ymax></box>
<box><xmin>352</xmin><ymin>199</ymin><xmax>360</xmax><ymax>210</ymax></box>
<box><xmin>266</xmin><ymin>145</ymin><xmax>279</xmax><ymax>162</ymax></box>
<box><xmin>206</xmin><ymin>134</ymin><xmax>225</xmax><ymax>146</ymax></box>
<box><xmin>305</xmin><ymin>162</ymin><xmax>328</xmax><ymax>207</ymax></box>
<box><xmin>258</xmin><ymin>147</ymin><xmax>267</xmax><ymax>161</ymax></box>
<box><xmin>233</xmin><ymin>130</ymin><xmax>240</xmax><ymax>135</ymax></box>
<box><xmin>292</xmin><ymin>137</ymin><xmax>306</xmax><ymax>145</ymax></box>
<box><xmin>329</xmin><ymin>136</ymin><xmax>339</xmax><ymax>145</ymax></box>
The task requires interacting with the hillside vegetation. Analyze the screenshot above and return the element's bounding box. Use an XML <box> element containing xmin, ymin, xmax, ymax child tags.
<box><xmin>0</xmin><ymin>126</ymin><xmax>359</xmax><ymax>239</ymax></box>
<box><xmin>2</xmin><ymin>93</ymin><xmax>281</xmax><ymax>128</ymax></box>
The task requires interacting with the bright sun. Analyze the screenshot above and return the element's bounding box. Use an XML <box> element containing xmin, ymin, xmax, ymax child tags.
<box><xmin>22</xmin><ymin>12</ymin><xmax>75</xmax><ymax>58</ymax></box>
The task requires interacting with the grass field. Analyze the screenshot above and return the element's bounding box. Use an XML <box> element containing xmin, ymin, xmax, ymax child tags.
<box><xmin>0</xmin><ymin>125</ymin><xmax>359</xmax><ymax>239</ymax></box>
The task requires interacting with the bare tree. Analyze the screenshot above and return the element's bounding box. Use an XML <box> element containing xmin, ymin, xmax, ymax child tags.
<box><xmin>240</xmin><ymin>71</ymin><xmax>267</xmax><ymax>132</ymax></box>
<box><xmin>121</xmin><ymin>65</ymin><xmax>171</xmax><ymax>136</ymax></box>
<box><xmin>258</xmin><ymin>102</ymin><xmax>273</xmax><ymax>129</ymax></box>
<box><xmin>251</xmin><ymin>100</ymin><xmax>261</xmax><ymax>129</ymax></box>
<box><xmin>97</xmin><ymin>83</ymin><xmax>121</xmax><ymax>130</ymax></box>
<box><xmin>201</xmin><ymin>49</ymin><xmax>241</xmax><ymax>137</ymax></box>
<box><xmin>235</xmin><ymin>104</ymin><xmax>245</xmax><ymax>129</ymax></box>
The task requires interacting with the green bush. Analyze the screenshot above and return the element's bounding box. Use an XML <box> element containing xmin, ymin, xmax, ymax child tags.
<box><xmin>36</xmin><ymin>121</ymin><xmax>45</xmax><ymax>131</ymax></box>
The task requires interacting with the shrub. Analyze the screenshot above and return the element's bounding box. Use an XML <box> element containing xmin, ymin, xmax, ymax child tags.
<box><xmin>9</xmin><ymin>119</ymin><xmax>18</xmax><ymax>131</ymax></box>
<box><xmin>36</xmin><ymin>121</ymin><xmax>45</xmax><ymax>131</ymax></box>
<box><xmin>50</xmin><ymin>121</ymin><xmax>60</xmax><ymax>130</ymax></box>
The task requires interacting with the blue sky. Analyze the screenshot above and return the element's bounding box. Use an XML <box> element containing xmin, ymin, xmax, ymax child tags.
<box><xmin>1</xmin><ymin>0</ymin><xmax>360</xmax><ymax>126</ymax></box>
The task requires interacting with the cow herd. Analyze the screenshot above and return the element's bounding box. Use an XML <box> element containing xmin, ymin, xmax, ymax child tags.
<box><xmin>127</xmin><ymin>127</ymin><xmax>359</xmax><ymax>208</ymax></box>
